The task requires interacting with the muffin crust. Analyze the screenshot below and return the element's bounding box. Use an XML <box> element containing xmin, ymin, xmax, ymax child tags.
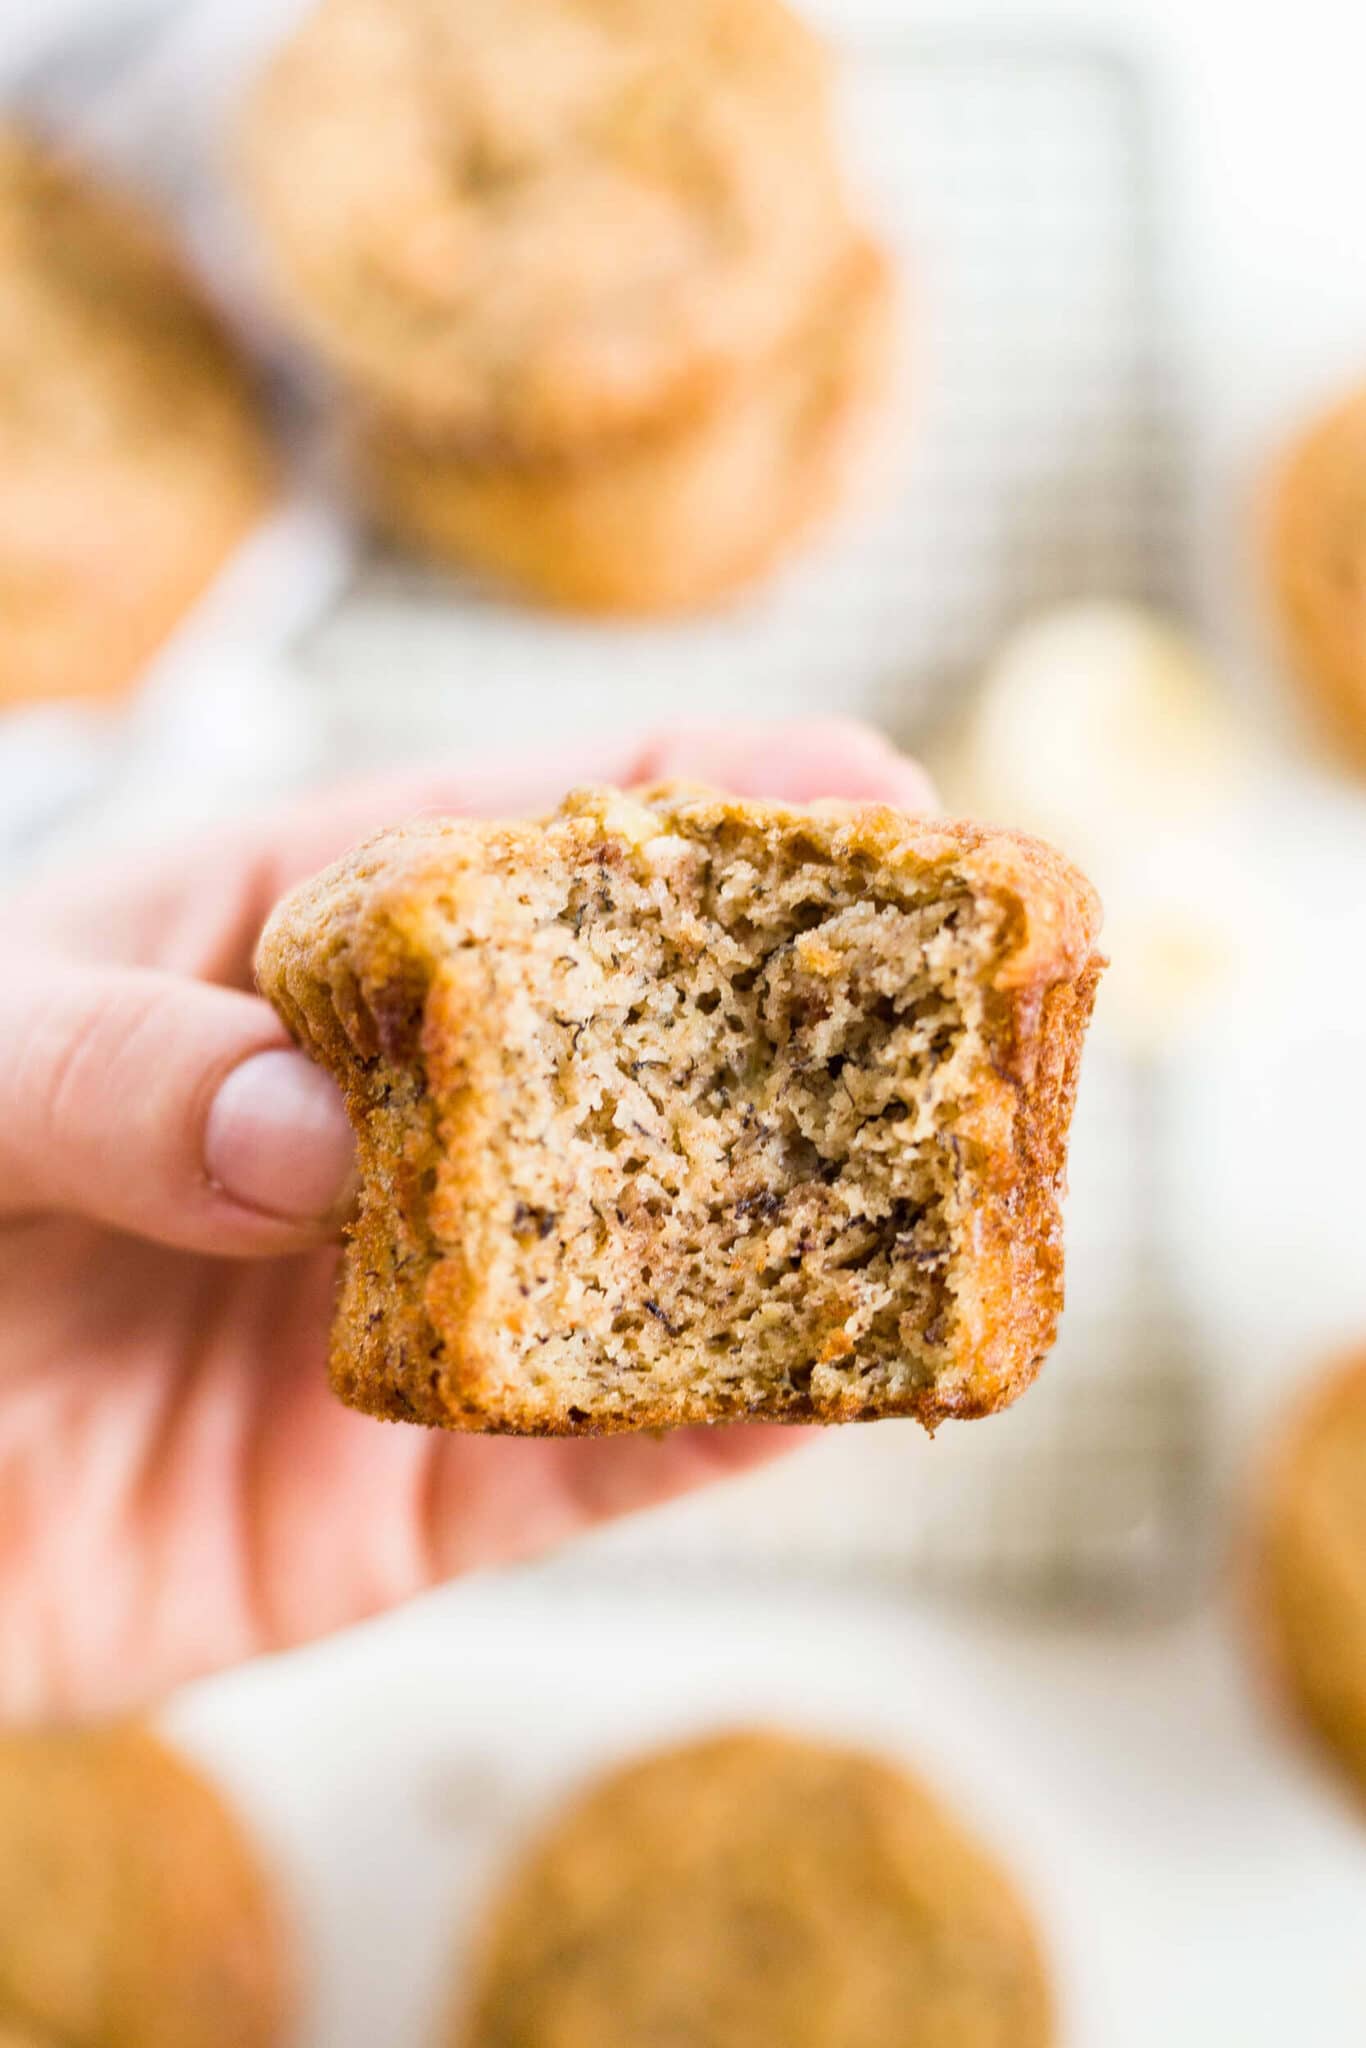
<box><xmin>259</xmin><ymin>785</ymin><xmax>1101</xmax><ymax>1436</ymax></box>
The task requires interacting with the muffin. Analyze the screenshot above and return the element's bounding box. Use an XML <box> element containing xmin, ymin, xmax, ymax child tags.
<box><xmin>362</xmin><ymin>237</ymin><xmax>893</xmax><ymax>615</ymax></box>
<box><xmin>1268</xmin><ymin>383</ymin><xmax>1366</xmax><ymax>773</ymax></box>
<box><xmin>0</xmin><ymin>1723</ymin><xmax>293</xmax><ymax>2046</ymax></box>
<box><xmin>453</xmin><ymin>1730</ymin><xmax>1053</xmax><ymax>2047</ymax></box>
<box><xmin>257</xmin><ymin>784</ymin><xmax>1102</xmax><ymax>1436</ymax></box>
<box><xmin>0</xmin><ymin>128</ymin><xmax>275</xmax><ymax>710</ymax></box>
<box><xmin>240</xmin><ymin>0</ymin><xmax>850</xmax><ymax>457</ymax></box>
<box><xmin>1256</xmin><ymin>1350</ymin><xmax>1366</xmax><ymax>1802</ymax></box>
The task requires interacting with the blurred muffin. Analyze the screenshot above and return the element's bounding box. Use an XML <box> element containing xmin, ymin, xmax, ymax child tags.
<box><xmin>0</xmin><ymin>1723</ymin><xmax>293</xmax><ymax>2046</ymax></box>
<box><xmin>454</xmin><ymin>1730</ymin><xmax>1052</xmax><ymax>2047</ymax></box>
<box><xmin>1256</xmin><ymin>1351</ymin><xmax>1366</xmax><ymax>1803</ymax></box>
<box><xmin>364</xmin><ymin>237</ymin><xmax>893</xmax><ymax>613</ymax></box>
<box><xmin>0</xmin><ymin>128</ymin><xmax>275</xmax><ymax>710</ymax></box>
<box><xmin>241</xmin><ymin>0</ymin><xmax>849</xmax><ymax>458</ymax></box>
<box><xmin>1269</xmin><ymin>383</ymin><xmax>1366</xmax><ymax>773</ymax></box>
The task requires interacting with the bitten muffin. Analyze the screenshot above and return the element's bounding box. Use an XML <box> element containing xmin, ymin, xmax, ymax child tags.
<box><xmin>0</xmin><ymin>1724</ymin><xmax>293</xmax><ymax>2047</ymax></box>
<box><xmin>0</xmin><ymin>128</ymin><xmax>275</xmax><ymax>709</ymax></box>
<box><xmin>361</xmin><ymin>237</ymin><xmax>893</xmax><ymax>615</ymax></box>
<box><xmin>240</xmin><ymin>0</ymin><xmax>849</xmax><ymax>457</ymax></box>
<box><xmin>452</xmin><ymin>1730</ymin><xmax>1053</xmax><ymax>2048</ymax></box>
<box><xmin>258</xmin><ymin>784</ymin><xmax>1102</xmax><ymax>1436</ymax></box>
<box><xmin>1256</xmin><ymin>1351</ymin><xmax>1366</xmax><ymax>1802</ymax></box>
<box><xmin>1268</xmin><ymin>383</ymin><xmax>1366</xmax><ymax>773</ymax></box>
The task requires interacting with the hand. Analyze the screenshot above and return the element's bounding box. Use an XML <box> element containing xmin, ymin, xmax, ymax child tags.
<box><xmin>0</xmin><ymin>722</ymin><xmax>936</xmax><ymax>1722</ymax></box>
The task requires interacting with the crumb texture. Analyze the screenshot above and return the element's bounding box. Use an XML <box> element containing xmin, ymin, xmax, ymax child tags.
<box><xmin>0</xmin><ymin>1725</ymin><xmax>293</xmax><ymax>2048</ymax></box>
<box><xmin>454</xmin><ymin>1730</ymin><xmax>1053</xmax><ymax>2048</ymax></box>
<box><xmin>259</xmin><ymin>786</ymin><xmax>1102</xmax><ymax>1435</ymax></box>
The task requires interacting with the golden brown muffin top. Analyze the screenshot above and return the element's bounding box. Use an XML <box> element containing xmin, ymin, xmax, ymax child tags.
<box><xmin>456</xmin><ymin>1730</ymin><xmax>1053</xmax><ymax>2047</ymax></box>
<box><xmin>241</xmin><ymin>0</ymin><xmax>851</xmax><ymax>454</ymax></box>
<box><xmin>0</xmin><ymin>1724</ymin><xmax>293</xmax><ymax>2048</ymax></box>
<box><xmin>259</xmin><ymin>783</ymin><xmax>1104</xmax><ymax>1015</ymax></box>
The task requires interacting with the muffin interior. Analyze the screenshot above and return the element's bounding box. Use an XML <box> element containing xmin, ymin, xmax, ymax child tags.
<box><xmin>347</xmin><ymin>809</ymin><xmax>1010</xmax><ymax>1427</ymax></box>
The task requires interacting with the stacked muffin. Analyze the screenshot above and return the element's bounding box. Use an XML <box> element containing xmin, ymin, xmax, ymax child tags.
<box><xmin>241</xmin><ymin>0</ymin><xmax>894</xmax><ymax>614</ymax></box>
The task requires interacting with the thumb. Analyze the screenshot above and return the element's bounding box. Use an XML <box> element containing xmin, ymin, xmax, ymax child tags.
<box><xmin>0</xmin><ymin>958</ymin><xmax>355</xmax><ymax>1254</ymax></box>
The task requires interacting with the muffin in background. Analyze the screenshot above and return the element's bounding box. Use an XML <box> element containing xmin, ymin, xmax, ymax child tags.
<box><xmin>363</xmin><ymin>237</ymin><xmax>894</xmax><ymax>615</ymax></box>
<box><xmin>1254</xmin><ymin>1350</ymin><xmax>1366</xmax><ymax>1806</ymax></box>
<box><xmin>452</xmin><ymin>1730</ymin><xmax>1053</xmax><ymax>2047</ymax></box>
<box><xmin>1268</xmin><ymin>383</ymin><xmax>1366</xmax><ymax>774</ymax></box>
<box><xmin>0</xmin><ymin>1722</ymin><xmax>294</xmax><ymax>2046</ymax></box>
<box><xmin>241</xmin><ymin>0</ymin><xmax>896</xmax><ymax>614</ymax></box>
<box><xmin>240</xmin><ymin>0</ymin><xmax>849</xmax><ymax>455</ymax></box>
<box><xmin>0</xmin><ymin>128</ymin><xmax>276</xmax><ymax>711</ymax></box>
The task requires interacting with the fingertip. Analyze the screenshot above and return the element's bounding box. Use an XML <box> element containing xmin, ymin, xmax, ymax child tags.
<box><xmin>204</xmin><ymin>1048</ymin><xmax>356</xmax><ymax>1230</ymax></box>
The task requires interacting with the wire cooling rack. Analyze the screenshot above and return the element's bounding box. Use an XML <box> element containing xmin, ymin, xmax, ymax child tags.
<box><xmin>291</xmin><ymin>34</ymin><xmax>1209</xmax><ymax>1611</ymax></box>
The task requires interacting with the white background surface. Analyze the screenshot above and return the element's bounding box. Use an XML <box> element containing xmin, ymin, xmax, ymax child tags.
<box><xmin>5</xmin><ymin>2</ymin><xmax>1366</xmax><ymax>2043</ymax></box>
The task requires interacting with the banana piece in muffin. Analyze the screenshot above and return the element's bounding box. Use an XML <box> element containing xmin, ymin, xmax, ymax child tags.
<box><xmin>0</xmin><ymin>1724</ymin><xmax>293</xmax><ymax>2048</ymax></box>
<box><xmin>257</xmin><ymin>784</ymin><xmax>1102</xmax><ymax>1436</ymax></box>
<box><xmin>362</xmin><ymin>237</ymin><xmax>893</xmax><ymax>615</ymax></box>
<box><xmin>0</xmin><ymin>128</ymin><xmax>275</xmax><ymax>709</ymax></box>
<box><xmin>1256</xmin><ymin>1350</ymin><xmax>1366</xmax><ymax>1804</ymax></box>
<box><xmin>453</xmin><ymin>1730</ymin><xmax>1053</xmax><ymax>2048</ymax></box>
<box><xmin>1269</xmin><ymin>383</ymin><xmax>1366</xmax><ymax>774</ymax></box>
<box><xmin>240</xmin><ymin>0</ymin><xmax>849</xmax><ymax>457</ymax></box>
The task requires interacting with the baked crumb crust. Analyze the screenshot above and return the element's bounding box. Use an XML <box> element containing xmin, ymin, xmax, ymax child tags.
<box><xmin>259</xmin><ymin>785</ymin><xmax>1102</xmax><ymax>1436</ymax></box>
